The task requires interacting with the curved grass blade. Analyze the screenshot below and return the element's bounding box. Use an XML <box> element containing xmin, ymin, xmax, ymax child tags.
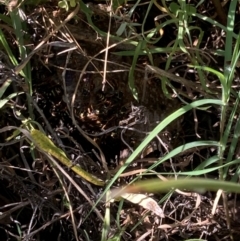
<box><xmin>149</xmin><ymin>141</ymin><xmax>219</xmax><ymax>170</ymax></box>
<box><xmin>128</xmin><ymin>40</ymin><xmax>143</xmax><ymax>101</ymax></box>
<box><xmin>104</xmin><ymin>99</ymin><xmax>223</xmax><ymax>193</ymax></box>
<box><xmin>224</xmin><ymin>0</ymin><xmax>238</xmax><ymax>74</ymax></box>
<box><xmin>111</xmin><ymin>178</ymin><xmax>240</xmax><ymax>198</ymax></box>
<box><xmin>0</xmin><ymin>92</ymin><xmax>24</xmax><ymax>109</ymax></box>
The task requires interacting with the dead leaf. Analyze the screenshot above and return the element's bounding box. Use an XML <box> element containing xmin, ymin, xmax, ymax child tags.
<box><xmin>120</xmin><ymin>193</ymin><xmax>165</xmax><ymax>218</ymax></box>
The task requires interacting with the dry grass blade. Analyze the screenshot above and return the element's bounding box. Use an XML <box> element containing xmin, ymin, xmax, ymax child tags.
<box><xmin>13</xmin><ymin>4</ymin><xmax>80</xmax><ymax>75</ymax></box>
<box><xmin>1</xmin><ymin>0</ymin><xmax>240</xmax><ymax>240</ymax></box>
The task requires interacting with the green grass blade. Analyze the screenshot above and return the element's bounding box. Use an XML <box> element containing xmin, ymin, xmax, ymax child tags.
<box><xmin>0</xmin><ymin>28</ymin><xmax>19</xmax><ymax>67</ymax></box>
<box><xmin>112</xmin><ymin>178</ymin><xmax>240</xmax><ymax>197</ymax></box>
<box><xmin>102</xmin><ymin>99</ymin><xmax>223</xmax><ymax>196</ymax></box>
<box><xmin>150</xmin><ymin>141</ymin><xmax>219</xmax><ymax>170</ymax></box>
<box><xmin>128</xmin><ymin>40</ymin><xmax>143</xmax><ymax>101</ymax></box>
<box><xmin>224</xmin><ymin>0</ymin><xmax>238</xmax><ymax>74</ymax></box>
<box><xmin>192</xmin><ymin>13</ymin><xmax>238</xmax><ymax>39</ymax></box>
<box><xmin>0</xmin><ymin>92</ymin><xmax>24</xmax><ymax>108</ymax></box>
<box><xmin>9</xmin><ymin>8</ymin><xmax>32</xmax><ymax>94</ymax></box>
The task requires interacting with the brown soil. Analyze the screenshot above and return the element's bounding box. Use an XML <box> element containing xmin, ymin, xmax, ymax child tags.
<box><xmin>0</xmin><ymin>1</ymin><xmax>240</xmax><ymax>240</ymax></box>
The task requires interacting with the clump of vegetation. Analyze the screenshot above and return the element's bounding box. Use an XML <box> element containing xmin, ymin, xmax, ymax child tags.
<box><xmin>0</xmin><ymin>0</ymin><xmax>240</xmax><ymax>240</ymax></box>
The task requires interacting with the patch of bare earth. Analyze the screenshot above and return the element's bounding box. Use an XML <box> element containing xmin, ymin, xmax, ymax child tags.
<box><xmin>1</xmin><ymin>1</ymin><xmax>240</xmax><ymax>240</ymax></box>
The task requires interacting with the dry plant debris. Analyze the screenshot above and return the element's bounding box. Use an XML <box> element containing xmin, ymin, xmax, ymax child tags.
<box><xmin>0</xmin><ymin>0</ymin><xmax>240</xmax><ymax>240</ymax></box>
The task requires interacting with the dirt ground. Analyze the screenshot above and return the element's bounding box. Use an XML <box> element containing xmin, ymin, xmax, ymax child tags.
<box><xmin>0</xmin><ymin>1</ymin><xmax>240</xmax><ymax>240</ymax></box>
